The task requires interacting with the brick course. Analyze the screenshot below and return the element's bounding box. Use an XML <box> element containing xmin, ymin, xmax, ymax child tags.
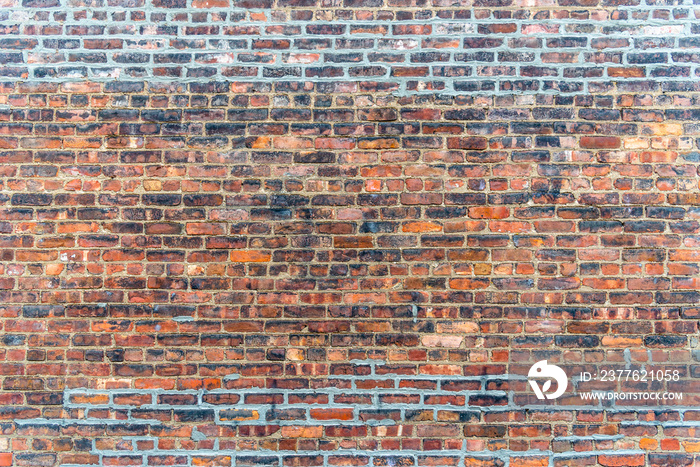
<box><xmin>1</xmin><ymin>0</ymin><xmax>700</xmax><ymax>466</ymax></box>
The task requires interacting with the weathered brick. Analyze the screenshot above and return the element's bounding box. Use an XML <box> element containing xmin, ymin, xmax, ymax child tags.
<box><xmin>0</xmin><ymin>3</ymin><xmax>698</xmax><ymax>466</ymax></box>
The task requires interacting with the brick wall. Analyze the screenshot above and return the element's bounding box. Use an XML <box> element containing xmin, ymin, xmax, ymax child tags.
<box><xmin>1</xmin><ymin>0</ymin><xmax>700</xmax><ymax>466</ymax></box>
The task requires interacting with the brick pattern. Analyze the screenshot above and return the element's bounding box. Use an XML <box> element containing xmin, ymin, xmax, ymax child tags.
<box><xmin>1</xmin><ymin>0</ymin><xmax>700</xmax><ymax>466</ymax></box>
<box><xmin>2</xmin><ymin>80</ymin><xmax>699</xmax><ymax>466</ymax></box>
<box><xmin>2</xmin><ymin>0</ymin><xmax>700</xmax><ymax>94</ymax></box>
<box><xmin>28</xmin><ymin>365</ymin><xmax>700</xmax><ymax>467</ymax></box>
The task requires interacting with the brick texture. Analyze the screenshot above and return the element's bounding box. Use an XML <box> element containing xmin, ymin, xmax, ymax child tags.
<box><xmin>1</xmin><ymin>0</ymin><xmax>700</xmax><ymax>466</ymax></box>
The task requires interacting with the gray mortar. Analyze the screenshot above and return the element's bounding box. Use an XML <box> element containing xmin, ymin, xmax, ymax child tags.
<box><xmin>57</xmin><ymin>447</ymin><xmax>648</xmax><ymax>467</ymax></box>
<box><xmin>15</xmin><ymin>368</ymin><xmax>697</xmax><ymax>466</ymax></box>
<box><xmin>2</xmin><ymin>0</ymin><xmax>699</xmax><ymax>95</ymax></box>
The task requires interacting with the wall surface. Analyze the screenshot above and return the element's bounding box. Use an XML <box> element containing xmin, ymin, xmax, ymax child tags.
<box><xmin>1</xmin><ymin>0</ymin><xmax>700</xmax><ymax>465</ymax></box>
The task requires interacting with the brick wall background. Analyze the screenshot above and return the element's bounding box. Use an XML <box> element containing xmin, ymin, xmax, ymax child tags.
<box><xmin>1</xmin><ymin>0</ymin><xmax>700</xmax><ymax>466</ymax></box>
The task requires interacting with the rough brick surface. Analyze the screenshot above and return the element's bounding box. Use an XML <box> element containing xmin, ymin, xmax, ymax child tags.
<box><xmin>1</xmin><ymin>0</ymin><xmax>700</xmax><ymax>466</ymax></box>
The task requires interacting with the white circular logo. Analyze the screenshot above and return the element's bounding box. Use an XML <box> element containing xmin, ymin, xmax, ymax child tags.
<box><xmin>528</xmin><ymin>360</ymin><xmax>568</xmax><ymax>400</ymax></box>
